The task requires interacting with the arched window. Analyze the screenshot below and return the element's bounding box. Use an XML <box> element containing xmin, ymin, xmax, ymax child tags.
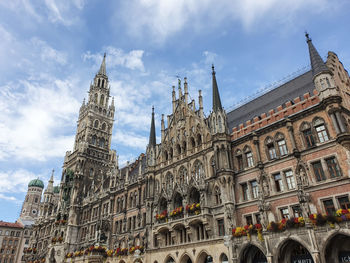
<box><xmin>164</xmin><ymin>150</ymin><xmax>168</xmax><ymax>161</ymax></box>
<box><xmin>94</xmin><ymin>120</ymin><xmax>99</xmax><ymax>128</ymax></box>
<box><xmin>197</xmin><ymin>134</ymin><xmax>202</xmax><ymax>145</ymax></box>
<box><xmin>235</xmin><ymin>149</ymin><xmax>243</xmax><ymax>171</ymax></box>
<box><xmin>92</xmin><ymin>135</ymin><xmax>97</xmax><ymax>145</ymax></box>
<box><xmin>313</xmin><ymin>117</ymin><xmax>329</xmax><ymax>143</ymax></box>
<box><xmin>99</xmin><ymin>138</ymin><xmax>105</xmax><ymax>148</ymax></box>
<box><xmin>134</xmin><ymin>192</ymin><xmax>137</xmax><ymax>207</ymax></box>
<box><xmin>275</xmin><ymin>133</ymin><xmax>288</xmax><ymax>156</ymax></box>
<box><xmin>265</xmin><ymin>137</ymin><xmax>276</xmax><ymax>160</ymax></box>
<box><xmin>102</xmin><ymin>123</ymin><xmax>106</xmax><ymax>131</ymax></box>
<box><xmin>101</xmin><ymin>79</ymin><xmax>105</xmax><ymax>88</ymax></box>
<box><xmin>300</xmin><ymin>122</ymin><xmax>315</xmax><ymax>148</ymax></box>
<box><xmin>94</xmin><ymin>93</ymin><xmax>98</xmax><ymax>103</ymax></box>
<box><xmin>243</xmin><ymin>146</ymin><xmax>254</xmax><ymax>168</ymax></box>
<box><xmin>100</xmin><ymin>94</ymin><xmax>104</xmax><ymax>106</ymax></box>
<box><xmin>191</xmin><ymin>137</ymin><xmax>196</xmax><ymax>148</ymax></box>
<box><xmin>176</xmin><ymin>144</ymin><xmax>181</xmax><ymax>155</ymax></box>
<box><xmin>193</xmin><ymin>161</ymin><xmax>204</xmax><ymax>181</ymax></box>
<box><xmin>117</xmin><ymin>197</ymin><xmax>120</xmax><ymax>212</ymax></box>
<box><xmin>130</xmin><ymin>194</ymin><xmax>133</xmax><ymax>208</ymax></box>
<box><xmin>218</xmin><ymin>116</ymin><xmax>222</xmax><ymax>133</ymax></box>
<box><xmin>214</xmin><ymin>186</ymin><xmax>222</xmax><ymax>205</ymax></box>
<box><xmin>169</xmin><ymin>148</ymin><xmax>173</xmax><ymax>159</ymax></box>
<box><xmin>97</xmin><ymin>79</ymin><xmax>100</xmax><ymax>87</ymax></box>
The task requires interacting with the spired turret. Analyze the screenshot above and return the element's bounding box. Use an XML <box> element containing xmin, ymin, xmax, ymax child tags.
<box><xmin>306</xmin><ymin>33</ymin><xmax>339</xmax><ymax>101</ymax></box>
<box><xmin>209</xmin><ymin>65</ymin><xmax>228</xmax><ymax>135</ymax></box>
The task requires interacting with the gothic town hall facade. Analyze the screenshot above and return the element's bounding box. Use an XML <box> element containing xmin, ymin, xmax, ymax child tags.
<box><xmin>23</xmin><ymin>35</ymin><xmax>350</xmax><ymax>263</ymax></box>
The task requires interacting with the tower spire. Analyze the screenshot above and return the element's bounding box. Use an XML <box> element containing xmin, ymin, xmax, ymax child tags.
<box><xmin>305</xmin><ymin>32</ymin><xmax>331</xmax><ymax>78</ymax></box>
<box><xmin>149</xmin><ymin>106</ymin><xmax>156</xmax><ymax>147</ymax></box>
<box><xmin>212</xmin><ymin>64</ymin><xmax>223</xmax><ymax>112</ymax></box>
<box><xmin>98</xmin><ymin>53</ymin><xmax>107</xmax><ymax>76</ymax></box>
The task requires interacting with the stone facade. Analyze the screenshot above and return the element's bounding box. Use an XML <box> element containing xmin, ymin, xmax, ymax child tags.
<box><xmin>23</xmin><ymin>35</ymin><xmax>350</xmax><ymax>263</ymax></box>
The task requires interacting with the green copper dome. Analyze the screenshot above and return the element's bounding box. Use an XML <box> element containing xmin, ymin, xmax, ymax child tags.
<box><xmin>28</xmin><ymin>178</ymin><xmax>44</xmax><ymax>189</ymax></box>
<box><xmin>53</xmin><ymin>186</ymin><xmax>60</xmax><ymax>194</ymax></box>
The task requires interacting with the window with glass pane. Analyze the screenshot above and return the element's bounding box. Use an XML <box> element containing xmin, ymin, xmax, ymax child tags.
<box><xmin>292</xmin><ymin>206</ymin><xmax>302</xmax><ymax>217</ymax></box>
<box><xmin>251</xmin><ymin>180</ymin><xmax>259</xmax><ymax>198</ymax></box>
<box><xmin>246</xmin><ymin>152</ymin><xmax>254</xmax><ymax>168</ymax></box>
<box><xmin>315</xmin><ymin>125</ymin><xmax>329</xmax><ymax>143</ymax></box>
<box><xmin>285</xmin><ymin>170</ymin><xmax>295</xmax><ymax>189</ymax></box>
<box><xmin>217</xmin><ymin>219</ymin><xmax>225</xmax><ymax>236</ymax></box>
<box><xmin>237</xmin><ymin>155</ymin><xmax>243</xmax><ymax>171</ymax></box>
<box><xmin>323</xmin><ymin>199</ymin><xmax>335</xmax><ymax>215</ymax></box>
<box><xmin>303</xmin><ymin>129</ymin><xmax>315</xmax><ymax>148</ymax></box>
<box><xmin>278</xmin><ymin>139</ymin><xmax>288</xmax><ymax>156</ymax></box>
<box><xmin>338</xmin><ymin>196</ymin><xmax>350</xmax><ymax>209</ymax></box>
<box><xmin>326</xmin><ymin>157</ymin><xmax>341</xmax><ymax>178</ymax></box>
<box><xmin>274</xmin><ymin>173</ymin><xmax>284</xmax><ymax>192</ymax></box>
<box><xmin>241</xmin><ymin>183</ymin><xmax>249</xmax><ymax>201</ymax></box>
<box><xmin>267</xmin><ymin>144</ymin><xmax>277</xmax><ymax>159</ymax></box>
<box><xmin>280</xmin><ymin>208</ymin><xmax>290</xmax><ymax>219</ymax></box>
<box><xmin>245</xmin><ymin>215</ymin><xmax>253</xmax><ymax>225</ymax></box>
<box><xmin>312</xmin><ymin>161</ymin><xmax>326</xmax><ymax>181</ymax></box>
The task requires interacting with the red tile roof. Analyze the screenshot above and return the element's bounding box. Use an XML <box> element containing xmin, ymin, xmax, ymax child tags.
<box><xmin>0</xmin><ymin>221</ymin><xmax>23</xmax><ymax>229</ymax></box>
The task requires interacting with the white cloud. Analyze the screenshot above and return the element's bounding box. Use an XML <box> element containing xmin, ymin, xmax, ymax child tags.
<box><xmin>118</xmin><ymin>0</ymin><xmax>331</xmax><ymax>43</ymax></box>
<box><xmin>83</xmin><ymin>47</ymin><xmax>145</xmax><ymax>72</ymax></box>
<box><xmin>0</xmin><ymin>169</ymin><xmax>36</xmax><ymax>194</ymax></box>
<box><xmin>0</xmin><ymin>77</ymin><xmax>80</xmax><ymax>161</ymax></box>
<box><xmin>115</xmin><ymin>131</ymin><xmax>148</xmax><ymax>150</ymax></box>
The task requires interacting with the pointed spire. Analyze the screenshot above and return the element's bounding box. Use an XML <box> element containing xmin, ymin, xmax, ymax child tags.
<box><xmin>149</xmin><ymin>106</ymin><xmax>156</xmax><ymax>147</ymax></box>
<box><xmin>305</xmin><ymin>32</ymin><xmax>331</xmax><ymax>78</ymax></box>
<box><xmin>98</xmin><ymin>53</ymin><xmax>107</xmax><ymax>76</ymax></box>
<box><xmin>47</xmin><ymin>169</ymin><xmax>54</xmax><ymax>193</ymax></box>
<box><xmin>212</xmin><ymin>64</ymin><xmax>223</xmax><ymax>112</ymax></box>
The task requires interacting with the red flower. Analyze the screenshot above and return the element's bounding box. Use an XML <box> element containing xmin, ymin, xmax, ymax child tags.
<box><xmin>244</xmin><ymin>225</ymin><xmax>250</xmax><ymax>230</ymax></box>
<box><xmin>254</xmin><ymin>223</ymin><xmax>262</xmax><ymax>229</ymax></box>
<box><xmin>294</xmin><ymin>217</ymin><xmax>299</xmax><ymax>223</ymax></box>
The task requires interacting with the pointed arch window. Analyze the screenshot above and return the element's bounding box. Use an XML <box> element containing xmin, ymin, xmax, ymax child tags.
<box><xmin>99</xmin><ymin>138</ymin><xmax>105</xmax><ymax>148</ymax></box>
<box><xmin>102</xmin><ymin>123</ymin><xmax>106</xmax><ymax>131</ymax></box>
<box><xmin>94</xmin><ymin>93</ymin><xmax>98</xmax><ymax>103</ymax></box>
<box><xmin>100</xmin><ymin>94</ymin><xmax>104</xmax><ymax>105</ymax></box>
<box><xmin>275</xmin><ymin>133</ymin><xmax>288</xmax><ymax>156</ymax></box>
<box><xmin>92</xmin><ymin>135</ymin><xmax>97</xmax><ymax>145</ymax></box>
<box><xmin>243</xmin><ymin>146</ymin><xmax>254</xmax><ymax>168</ymax></box>
<box><xmin>265</xmin><ymin>137</ymin><xmax>276</xmax><ymax>160</ymax></box>
<box><xmin>193</xmin><ymin>161</ymin><xmax>204</xmax><ymax>181</ymax></box>
<box><xmin>94</xmin><ymin>120</ymin><xmax>99</xmax><ymax>128</ymax></box>
<box><xmin>313</xmin><ymin>117</ymin><xmax>329</xmax><ymax>143</ymax></box>
<box><xmin>214</xmin><ymin>186</ymin><xmax>222</xmax><ymax>205</ymax></box>
<box><xmin>218</xmin><ymin>116</ymin><xmax>222</xmax><ymax>133</ymax></box>
<box><xmin>300</xmin><ymin>122</ymin><xmax>315</xmax><ymax>148</ymax></box>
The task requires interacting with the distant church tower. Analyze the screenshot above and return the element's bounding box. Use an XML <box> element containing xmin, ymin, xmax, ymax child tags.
<box><xmin>19</xmin><ymin>178</ymin><xmax>44</xmax><ymax>222</ymax></box>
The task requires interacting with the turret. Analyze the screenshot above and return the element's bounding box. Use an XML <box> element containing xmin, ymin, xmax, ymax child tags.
<box><xmin>209</xmin><ymin>65</ymin><xmax>227</xmax><ymax>134</ymax></box>
<box><xmin>306</xmin><ymin>33</ymin><xmax>339</xmax><ymax>101</ymax></box>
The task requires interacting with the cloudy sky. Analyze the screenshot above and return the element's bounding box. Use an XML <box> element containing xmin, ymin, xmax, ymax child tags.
<box><xmin>0</xmin><ymin>0</ymin><xmax>349</xmax><ymax>222</ymax></box>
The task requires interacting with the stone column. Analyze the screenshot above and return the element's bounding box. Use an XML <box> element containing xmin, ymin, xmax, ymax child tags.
<box><xmin>330</xmin><ymin>113</ymin><xmax>341</xmax><ymax>134</ymax></box>
<box><xmin>335</xmin><ymin>111</ymin><xmax>347</xmax><ymax>133</ymax></box>
<box><xmin>253</xmin><ymin>134</ymin><xmax>261</xmax><ymax>163</ymax></box>
<box><xmin>286</xmin><ymin>119</ymin><xmax>297</xmax><ymax>151</ymax></box>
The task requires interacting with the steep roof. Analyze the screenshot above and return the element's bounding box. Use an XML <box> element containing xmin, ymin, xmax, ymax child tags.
<box><xmin>0</xmin><ymin>221</ymin><xmax>23</xmax><ymax>229</ymax></box>
<box><xmin>212</xmin><ymin>65</ymin><xmax>223</xmax><ymax>112</ymax></box>
<box><xmin>306</xmin><ymin>33</ymin><xmax>331</xmax><ymax>77</ymax></box>
<box><xmin>227</xmin><ymin>70</ymin><xmax>315</xmax><ymax>131</ymax></box>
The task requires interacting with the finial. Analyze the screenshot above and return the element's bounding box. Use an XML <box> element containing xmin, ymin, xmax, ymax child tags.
<box><xmin>305</xmin><ymin>31</ymin><xmax>311</xmax><ymax>42</ymax></box>
<box><xmin>152</xmin><ymin>105</ymin><xmax>154</xmax><ymax>113</ymax></box>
